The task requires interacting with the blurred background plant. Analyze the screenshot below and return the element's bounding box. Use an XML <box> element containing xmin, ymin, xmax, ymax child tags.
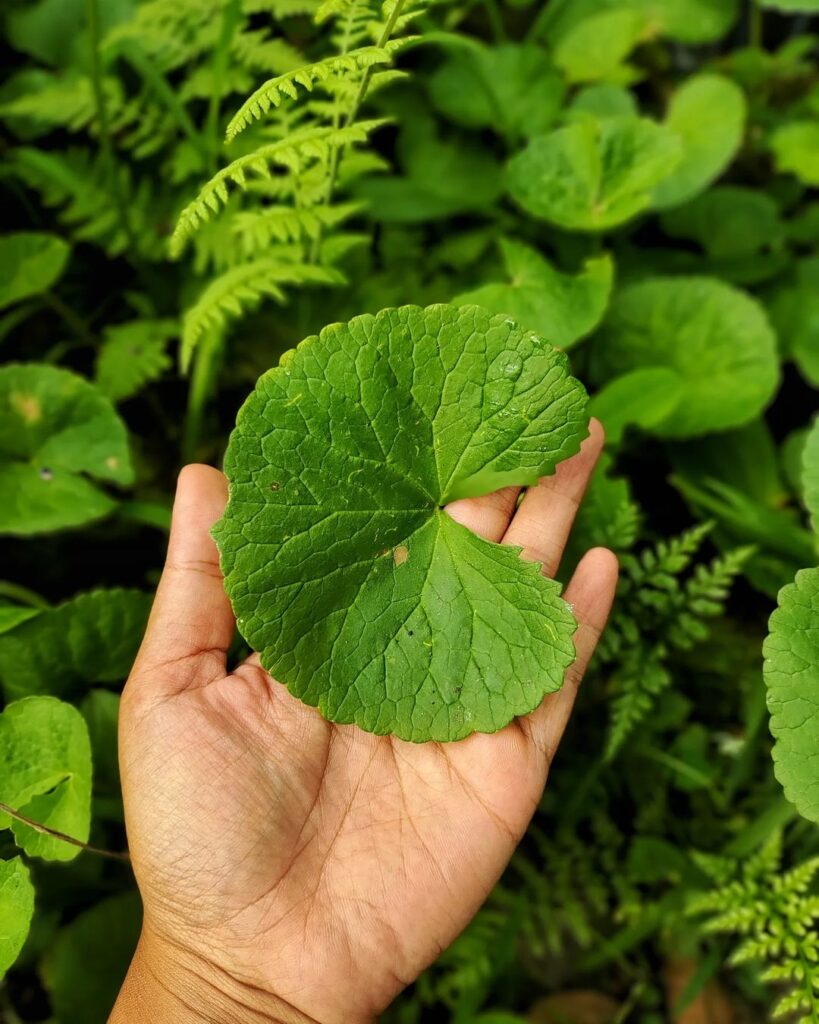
<box><xmin>1</xmin><ymin>0</ymin><xmax>818</xmax><ymax>1020</ymax></box>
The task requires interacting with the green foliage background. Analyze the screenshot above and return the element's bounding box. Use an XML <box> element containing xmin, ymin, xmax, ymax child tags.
<box><xmin>1</xmin><ymin>0</ymin><xmax>818</xmax><ymax>1020</ymax></box>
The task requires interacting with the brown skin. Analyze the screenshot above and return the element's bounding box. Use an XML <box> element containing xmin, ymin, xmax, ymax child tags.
<box><xmin>111</xmin><ymin>420</ymin><xmax>618</xmax><ymax>1024</ymax></box>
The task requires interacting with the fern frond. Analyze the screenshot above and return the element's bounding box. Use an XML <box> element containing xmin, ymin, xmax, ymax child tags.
<box><xmin>95</xmin><ymin>319</ymin><xmax>177</xmax><ymax>402</ymax></box>
<box><xmin>689</xmin><ymin>838</ymin><xmax>819</xmax><ymax>1024</ymax></box>
<box><xmin>0</xmin><ymin>75</ymin><xmax>123</xmax><ymax>135</ymax></box>
<box><xmin>231</xmin><ymin>201</ymin><xmax>363</xmax><ymax>252</ymax></box>
<box><xmin>11</xmin><ymin>147</ymin><xmax>163</xmax><ymax>259</ymax></box>
<box><xmin>225</xmin><ymin>46</ymin><xmax>398</xmax><ymax>139</ymax></box>
<box><xmin>605</xmin><ymin>650</ymin><xmax>670</xmax><ymax>761</ymax></box>
<box><xmin>181</xmin><ymin>258</ymin><xmax>345</xmax><ymax>369</ymax></box>
<box><xmin>244</xmin><ymin>0</ymin><xmax>320</xmax><ymax>14</ymax></box>
<box><xmin>171</xmin><ymin>120</ymin><xmax>386</xmax><ymax>255</ymax></box>
<box><xmin>232</xmin><ymin>29</ymin><xmax>305</xmax><ymax>74</ymax></box>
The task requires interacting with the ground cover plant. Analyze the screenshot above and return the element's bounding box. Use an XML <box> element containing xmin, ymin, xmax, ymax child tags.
<box><xmin>0</xmin><ymin>0</ymin><xmax>818</xmax><ymax>1020</ymax></box>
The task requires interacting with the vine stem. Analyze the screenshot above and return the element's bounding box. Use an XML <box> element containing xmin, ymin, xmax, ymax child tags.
<box><xmin>85</xmin><ymin>0</ymin><xmax>139</xmax><ymax>257</ymax></box>
<box><xmin>0</xmin><ymin>801</ymin><xmax>131</xmax><ymax>864</ymax></box>
<box><xmin>309</xmin><ymin>0</ymin><xmax>410</xmax><ymax>263</ymax></box>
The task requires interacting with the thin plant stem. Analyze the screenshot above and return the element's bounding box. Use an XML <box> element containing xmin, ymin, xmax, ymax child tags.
<box><xmin>749</xmin><ymin>0</ymin><xmax>763</xmax><ymax>48</ymax></box>
<box><xmin>0</xmin><ymin>801</ymin><xmax>130</xmax><ymax>864</ymax></box>
<box><xmin>483</xmin><ymin>0</ymin><xmax>506</xmax><ymax>43</ymax></box>
<box><xmin>0</xmin><ymin>581</ymin><xmax>49</xmax><ymax>608</ymax></box>
<box><xmin>309</xmin><ymin>0</ymin><xmax>409</xmax><ymax>263</ymax></box>
<box><xmin>42</xmin><ymin>290</ymin><xmax>97</xmax><ymax>348</ymax></box>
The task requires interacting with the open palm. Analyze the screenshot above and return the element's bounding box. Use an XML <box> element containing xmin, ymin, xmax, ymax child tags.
<box><xmin>114</xmin><ymin>421</ymin><xmax>617</xmax><ymax>1024</ymax></box>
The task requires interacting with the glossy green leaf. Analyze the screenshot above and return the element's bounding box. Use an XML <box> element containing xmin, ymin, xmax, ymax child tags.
<box><xmin>0</xmin><ymin>858</ymin><xmax>34</xmax><ymax>980</ymax></box>
<box><xmin>553</xmin><ymin>9</ymin><xmax>645</xmax><ymax>84</ymax></box>
<box><xmin>507</xmin><ymin>116</ymin><xmax>681</xmax><ymax>232</ymax></box>
<box><xmin>764</xmin><ymin>568</ymin><xmax>819</xmax><ymax>823</ymax></box>
<box><xmin>95</xmin><ymin>318</ymin><xmax>176</xmax><ymax>403</ymax></box>
<box><xmin>0</xmin><ymin>233</ymin><xmax>69</xmax><ymax>311</ymax></box>
<box><xmin>588</xmin><ymin>367</ymin><xmax>683</xmax><ymax>444</ymax></box>
<box><xmin>653</xmin><ymin>74</ymin><xmax>746</xmax><ymax>210</ymax></box>
<box><xmin>453</xmin><ymin>240</ymin><xmax>613</xmax><ymax>350</ymax></box>
<box><xmin>591</xmin><ymin>277</ymin><xmax>779</xmax><ymax>438</ymax></box>
<box><xmin>770</xmin><ymin>121</ymin><xmax>819</xmax><ymax>187</ymax></box>
<box><xmin>428</xmin><ymin>43</ymin><xmax>564</xmax><ymax>140</ymax></box>
<box><xmin>0</xmin><ymin>588</ymin><xmax>151</xmax><ymax>700</ymax></box>
<box><xmin>42</xmin><ymin>891</ymin><xmax>142</xmax><ymax>1024</ymax></box>
<box><xmin>541</xmin><ymin>0</ymin><xmax>738</xmax><ymax>47</ymax></box>
<box><xmin>803</xmin><ymin>418</ymin><xmax>819</xmax><ymax>533</ymax></box>
<box><xmin>0</xmin><ymin>696</ymin><xmax>91</xmax><ymax>860</ymax></box>
<box><xmin>0</xmin><ymin>364</ymin><xmax>133</xmax><ymax>535</ymax></box>
<box><xmin>214</xmin><ymin>305</ymin><xmax>588</xmax><ymax>742</ymax></box>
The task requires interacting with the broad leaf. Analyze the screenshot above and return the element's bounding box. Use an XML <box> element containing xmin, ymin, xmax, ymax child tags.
<box><xmin>95</xmin><ymin>318</ymin><xmax>176</xmax><ymax>403</ymax></box>
<box><xmin>540</xmin><ymin>0</ymin><xmax>738</xmax><ymax>47</ymax></box>
<box><xmin>591</xmin><ymin>277</ymin><xmax>778</xmax><ymax>438</ymax></box>
<box><xmin>0</xmin><ymin>858</ymin><xmax>34</xmax><ymax>979</ymax></box>
<box><xmin>453</xmin><ymin>240</ymin><xmax>613</xmax><ymax>350</ymax></box>
<box><xmin>0</xmin><ymin>588</ymin><xmax>151</xmax><ymax>700</ymax></box>
<box><xmin>214</xmin><ymin>305</ymin><xmax>588</xmax><ymax>742</ymax></box>
<box><xmin>553</xmin><ymin>9</ymin><xmax>646</xmax><ymax>84</ymax></box>
<box><xmin>568</xmin><ymin>84</ymin><xmax>638</xmax><ymax>120</ymax></box>
<box><xmin>428</xmin><ymin>43</ymin><xmax>564</xmax><ymax>140</ymax></box>
<box><xmin>42</xmin><ymin>891</ymin><xmax>142</xmax><ymax>1024</ymax></box>
<box><xmin>0</xmin><ymin>232</ymin><xmax>69</xmax><ymax>310</ymax></box>
<box><xmin>653</xmin><ymin>74</ymin><xmax>746</xmax><ymax>210</ymax></box>
<box><xmin>506</xmin><ymin>116</ymin><xmax>681</xmax><ymax>232</ymax></box>
<box><xmin>770</xmin><ymin>121</ymin><xmax>819</xmax><ymax>187</ymax></box>
<box><xmin>803</xmin><ymin>418</ymin><xmax>819</xmax><ymax>533</ymax></box>
<box><xmin>764</xmin><ymin>568</ymin><xmax>819</xmax><ymax>823</ymax></box>
<box><xmin>588</xmin><ymin>367</ymin><xmax>683</xmax><ymax>444</ymax></box>
<box><xmin>0</xmin><ymin>696</ymin><xmax>91</xmax><ymax>860</ymax></box>
<box><xmin>0</xmin><ymin>604</ymin><xmax>40</xmax><ymax>635</ymax></box>
<box><xmin>0</xmin><ymin>364</ymin><xmax>133</xmax><ymax>535</ymax></box>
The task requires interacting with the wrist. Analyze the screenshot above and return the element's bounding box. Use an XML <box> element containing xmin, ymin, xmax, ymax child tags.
<box><xmin>110</xmin><ymin>930</ymin><xmax>319</xmax><ymax>1024</ymax></box>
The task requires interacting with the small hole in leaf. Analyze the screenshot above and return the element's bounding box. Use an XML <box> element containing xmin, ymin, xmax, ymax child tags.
<box><xmin>407</xmin><ymin>630</ymin><xmax>414</xmax><ymax>637</ymax></box>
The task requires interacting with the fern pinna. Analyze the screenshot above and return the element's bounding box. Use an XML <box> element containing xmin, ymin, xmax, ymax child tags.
<box><xmin>170</xmin><ymin>0</ymin><xmax>423</xmax><ymax>370</ymax></box>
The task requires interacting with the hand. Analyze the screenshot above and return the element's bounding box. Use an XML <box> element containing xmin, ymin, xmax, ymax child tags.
<box><xmin>111</xmin><ymin>420</ymin><xmax>618</xmax><ymax>1024</ymax></box>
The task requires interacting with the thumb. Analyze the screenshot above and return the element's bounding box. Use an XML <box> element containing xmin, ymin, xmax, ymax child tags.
<box><xmin>126</xmin><ymin>465</ymin><xmax>235</xmax><ymax>701</ymax></box>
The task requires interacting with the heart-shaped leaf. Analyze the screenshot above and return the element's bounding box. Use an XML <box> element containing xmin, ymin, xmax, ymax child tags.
<box><xmin>453</xmin><ymin>239</ymin><xmax>613</xmax><ymax>349</ymax></box>
<box><xmin>0</xmin><ymin>696</ymin><xmax>92</xmax><ymax>860</ymax></box>
<box><xmin>0</xmin><ymin>364</ymin><xmax>133</xmax><ymax>535</ymax></box>
<box><xmin>214</xmin><ymin>305</ymin><xmax>588</xmax><ymax>742</ymax></box>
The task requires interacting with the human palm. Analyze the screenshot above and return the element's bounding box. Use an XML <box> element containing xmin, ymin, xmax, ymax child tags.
<box><xmin>115</xmin><ymin>422</ymin><xmax>617</xmax><ymax>1024</ymax></box>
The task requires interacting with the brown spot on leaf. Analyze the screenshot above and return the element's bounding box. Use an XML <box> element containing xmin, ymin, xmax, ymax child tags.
<box><xmin>393</xmin><ymin>545</ymin><xmax>409</xmax><ymax>566</ymax></box>
<box><xmin>270</xmin><ymin>482</ymin><xmax>280</xmax><ymax>492</ymax></box>
<box><xmin>11</xmin><ymin>392</ymin><xmax>41</xmax><ymax>424</ymax></box>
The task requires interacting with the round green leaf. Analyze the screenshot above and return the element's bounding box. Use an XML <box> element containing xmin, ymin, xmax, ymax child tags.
<box><xmin>428</xmin><ymin>43</ymin><xmax>564</xmax><ymax>140</ymax></box>
<box><xmin>0</xmin><ymin>858</ymin><xmax>34</xmax><ymax>980</ymax></box>
<box><xmin>0</xmin><ymin>588</ymin><xmax>152</xmax><ymax>700</ymax></box>
<box><xmin>770</xmin><ymin>121</ymin><xmax>819</xmax><ymax>187</ymax></box>
<box><xmin>553</xmin><ymin>9</ymin><xmax>645</xmax><ymax>84</ymax></box>
<box><xmin>661</xmin><ymin>186</ymin><xmax>783</xmax><ymax>260</ymax></box>
<box><xmin>506</xmin><ymin>116</ymin><xmax>682</xmax><ymax>232</ymax></box>
<box><xmin>587</xmin><ymin>367</ymin><xmax>684</xmax><ymax>444</ymax></box>
<box><xmin>0</xmin><ymin>696</ymin><xmax>92</xmax><ymax>860</ymax></box>
<box><xmin>652</xmin><ymin>74</ymin><xmax>747</xmax><ymax>210</ymax></box>
<box><xmin>453</xmin><ymin>240</ymin><xmax>613</xmax><ymax>350</ymax></box>
<box><xmin>591</xmin><ymin>277</ymin><xmax>779</xmax><ymax>438</ymax></box>
<box><xmin>764</xmin><ymin>568</ymin><xmax>819</xmax><ymax>823</ymax></box>
<box><xmin>0</xmin><ymin>233</ymin><xmax>69</xmax><ymax>311</ymax></box>
<box><xmin>214</xmin><ymin>305</ymin><xmax>588</xmax><ymax>742</ymax></box>
<box><xmin>0</xmin><ymin>364</ymin><xmax>133</xmax><ymax>535</ymax></box>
